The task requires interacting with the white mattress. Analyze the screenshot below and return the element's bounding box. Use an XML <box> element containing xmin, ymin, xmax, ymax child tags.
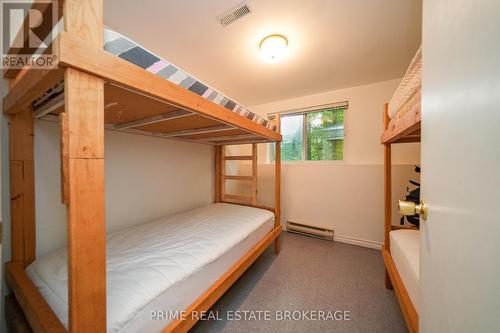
<box><xmin>25</xmin><ymin>203</ymin><xmax>274</xmax><ymax>333</ymax></box>
<box><xmin>388</xmin><ymin>47</ymin><xmax>422</xmax><ymax>119</ymax></box>
<box><xmin>390</xmin><ymin>230</ymin><xmax>420</xmax><ymax>311</ymax></box>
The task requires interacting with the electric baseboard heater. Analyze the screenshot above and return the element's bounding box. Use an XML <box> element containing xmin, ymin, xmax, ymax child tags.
<box><xmin>286</xmin><ymin>221</ymin><xmax>334</xmax><ymax>241</ymax></box>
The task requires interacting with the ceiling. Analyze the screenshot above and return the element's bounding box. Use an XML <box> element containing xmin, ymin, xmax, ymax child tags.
<box><xmin>104</xmin><ymin>0</ymin><xmax>422</xmax><ymax>106</ymax></box>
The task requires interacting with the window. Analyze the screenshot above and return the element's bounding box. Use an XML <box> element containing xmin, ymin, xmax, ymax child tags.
<box><xmin>270</xmin><ymin>103</ymin><xmax>346</xmax><ymax>161</ymax></box>
<box><xmin>281</xmin><ymin>114</ymin><xmax>304</xmax><ymax>160</ymax></box>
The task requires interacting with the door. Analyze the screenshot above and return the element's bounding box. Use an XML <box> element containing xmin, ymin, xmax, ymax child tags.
<box><xmin>420</xmin><ymin>1</ymin><xmax>500</xmax><ymax>332</ymax></box>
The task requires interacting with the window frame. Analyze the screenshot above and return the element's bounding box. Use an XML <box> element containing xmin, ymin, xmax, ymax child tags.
<box><xmin>268</xmin><ymin>101</ymin><xmax>348</xmax><ymax>164</ymax></box>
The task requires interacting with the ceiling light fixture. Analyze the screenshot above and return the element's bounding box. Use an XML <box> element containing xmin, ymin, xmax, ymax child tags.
<box><xmin>259</xmin><ymin>34</ymin><xmax>288</xmax><ymax>63</ymax></box>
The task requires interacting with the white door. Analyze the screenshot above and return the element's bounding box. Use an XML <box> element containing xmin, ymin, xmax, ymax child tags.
<box><xmin>420</xmin><ymin>1</ymin><xmax>500</xmax><ymax>332</ymax></box>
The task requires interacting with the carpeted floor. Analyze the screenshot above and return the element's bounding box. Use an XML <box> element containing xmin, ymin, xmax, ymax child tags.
<box><xmin>192</xmin><ymin>232</ymin><xmax>406</xmax><ymax>333</ymax></box>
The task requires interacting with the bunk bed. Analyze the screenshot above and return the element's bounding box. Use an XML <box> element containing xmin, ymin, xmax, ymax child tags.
<box><xmin>3</xmin><ymin>2</ymin><xmax>282</xmax><ymax>332</ymax></box>
<box><xmin>381</xmin><ymin>47</ymin><xmax>421</xmax><ymax>333</ymax></box>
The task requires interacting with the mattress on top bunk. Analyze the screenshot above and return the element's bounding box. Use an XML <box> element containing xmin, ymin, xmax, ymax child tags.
<box><xmin>388</xmin><ymin>47</ymin><xmax>422</xmax><ymax>119</ymax></box>
<box><xmin>102</xmin><ymin>29</ymin><xmax>277</xmax><ymax>132</ymax></box>
<box><xmin>390</xmin><ymin>229</ymin><xmax>420</xmax><ymax>311</ymax></box>
<box><xmin>25</xmin><ymin>203</ymin><xmax>275</xmax><ymax>333</ymax></box>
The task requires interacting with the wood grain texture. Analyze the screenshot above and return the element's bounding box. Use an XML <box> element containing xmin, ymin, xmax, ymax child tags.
<box><xmin>163</xmin><ymin>226</ymin><xmax>282</xmax><ymax>333</ymax></box>
<box><xmin>211</xmin><ymin>137</ymin><xmax>269</xmax><ymax>145</ymax></box>
<box><xmin>64</xmin><ymin>68</ymin><xmax>104</xmax><ymax>158</ymax></box>
<box><xmin>134</xmin><ymin>115</ymin><xmax>219</xmax><ymax>134</ymax></box>
<box><xmin>104</xmin><ymin>84</ymin><xmax>187</xmax><ymax>125</ymax></box>
<box><xmin>274</xmin><ymin>114</ymin><xmax>282</xmax><ymax>254</ymax></box>
<box><xmin>223</xmin><ymin>194</ymin><xmax>254</xmax><ymax>204</ymax></box>
<box><xmin>224</xmin><ymin>155</ymin><xmax>253</xmax><ymax>160</ymax></box>
<box><xmin>383</xmin><ymin>102</ymin><xmax>391</xmax><ymax>130</ymax></box>
<box><xmin>5</xmin><ymin>262</ymin><xmax>66</xmax><ymax>333</ymax></box>
<box><xmin>9</xmin><ymin>108</ymin><xmax>36</xmax><ymax>267</ymax></box>
<box><xmin>63</xmin><ymin>0</ymin><xmax>103</xmax><ymax>47</ymax></box>
<box><xmin>224</xmin><ymin>175</ymin><xmax>253</xmax><ymax>181</ymax></box>
<box><xmin>58</xmin><ymin>32</ymin><xmax>281</xmax><ymax>142</ymax></box>
<box><xmin>9</xmin><ymin>108</ymin><xmax>34</xmax><ymax>161</ymax></box>
<box><xmin>3</xmin><ymin>68</ymin><xmax>64</xmax><ymax>115</ymax></box>
<box><xmin>381</xmin><ymin>99</ymin><xmax>421</xmax><ymax>144</ymax></box>
<box><xmin>252</xmin><ymin>143</ymin><xmax>258</xmax><ymax>205</ymax></box>
<box><xmin>63</xmin><ymin>4</ymin><xmax>106</xmax><ymax>326</ymax></box>
<box><xmin>382</xmin><ymin>250</ymin><xmax>419</xmax><ymax>333</ymax></box>
<box><xmin>66</xmin><ymin>158</ymin><xmax>106</xmax><ymax>333</ymax></box>
<box><xmin>220</xmin><ymin>146</ymin><xmax>226</xmax><ymax>201</ymax></box>
<box><xmin>8</xmin><ymin>67</ymin><xmax>30</xmax><ymax>89</ymax></box>
<box><xmin>10</xmin><ymin>161</ymin><xmax>26</xmax><ymax>264</ymax></box>
<box><xmin>383</xmin><ymin>107</ymin><xmax>392</xmax><ymax>290</ymax></box>
<box><xmin>183</xmin><ymin>129</ymin><xmax>246</xmax><ymax>140</ymax></box>
<box><xmin>384</xmin><ymin>144</ymin><xmax>391</xmax><ymax>252</ymax></box>
<box><xmin>59</xmin><ymin>112</ymin><xmax>69</xmax><ymax>204</ymax></box>
<box><xmin>214</xmin><ymin>146</ymin><xmax>221</xmax><ymax>203</ymax></box>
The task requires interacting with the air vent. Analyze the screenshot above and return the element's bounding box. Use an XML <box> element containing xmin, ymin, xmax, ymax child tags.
<box><xmin>218</xmin><ymin>3</ymin><xmax>251</xmax><ymax>27</ymax></box>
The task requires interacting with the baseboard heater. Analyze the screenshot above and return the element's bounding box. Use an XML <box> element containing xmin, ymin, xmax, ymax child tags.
<box><xmin>286</xmin><ymin>221</ymin><xmax>334</xmax><ymax>241</ymax></box>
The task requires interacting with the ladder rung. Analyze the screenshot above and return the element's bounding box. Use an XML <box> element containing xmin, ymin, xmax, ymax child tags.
<box><xmin>224</xmin><ymin>175</ymin><xmax>253</xmax><ymax>181</ymax></box>
<box><xmin>224</xmin><ymin>155</ymin><xmax>253</xmax><ymax>160</ymax></box>
<box><xmin>224</xmin><ymin>194</ymin><xmax>253</xmax><ymax>203</ymax></box>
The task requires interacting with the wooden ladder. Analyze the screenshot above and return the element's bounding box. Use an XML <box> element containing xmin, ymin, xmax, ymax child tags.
<box><xmin>216</xmin><ymin>144</ymin><xmax>258</xmax><ymax>205</ymax></box>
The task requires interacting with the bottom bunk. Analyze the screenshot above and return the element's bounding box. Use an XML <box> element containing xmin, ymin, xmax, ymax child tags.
<box><xmin>8</xmin><ymin>203</ymin><xmax>281</xmax><ymax>333</ymax></box>
<box><xmin>383</xmin><ymin>229</ymin><xmax>420</xmax><ymax>333</ymax></box>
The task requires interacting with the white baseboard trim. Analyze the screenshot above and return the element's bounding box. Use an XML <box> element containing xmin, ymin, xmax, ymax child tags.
<box><xmin>333</xmin><ymin>234</ymin><xmax>382</xmax><ymax>250</ymax></box>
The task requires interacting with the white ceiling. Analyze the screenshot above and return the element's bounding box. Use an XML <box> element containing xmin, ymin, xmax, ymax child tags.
<box><xmin>104</xmin><ymin>0</ymin><xmax>422</xmax><ymax>106</ymax></box>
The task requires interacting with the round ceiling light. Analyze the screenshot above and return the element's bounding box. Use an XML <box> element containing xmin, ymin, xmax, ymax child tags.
<box><xmin>259</xmin><ymin>34</ymin><xmax>288</xmax><ymax>63</ymax></box>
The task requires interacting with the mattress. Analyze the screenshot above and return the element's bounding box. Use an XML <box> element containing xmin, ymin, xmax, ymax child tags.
<box><xmin>103</xmin><ymin>29</ymin><xmax>277</xmax><ymax>132</ymax></box>
<box><xmin>388</xmin><ymin>47</ymin><xmax>422</xmax><ymax>119</ymax></box>
<box><xmin>25</xmin><ymin>203</ymin><xmax>275</xmax><ymax>333</ymax></box>
<box><xmin>390</xmin><ymin>229</ymin><xmax>420</xmax><ymax>311</ymax></box>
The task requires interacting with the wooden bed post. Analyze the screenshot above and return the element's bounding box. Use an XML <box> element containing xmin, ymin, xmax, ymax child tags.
<box><xmin>62</xmin><ymin>1</ymin><xmax>106</xmax><ymax>332</ymax></box>
<box><xmin>9</xmin><ymin>107</ymin><xmax>36</xmax><ymax>268</ymax></box>
<box><xmin>383</xmin><ymin>103</ymin><xmax>393</xmax><ymax>289</ymax></box>
<box><xmin>251</xmin><ymin>143</ymin><xmax>258</xmax><ymax>205</ymax></box>
<box><xmin>220</xmin><ymin>145</ymin><xmax>226</xmax><ymax>201</ymax></box>
<box><xmin>214</xmin><ymin>146</ymin><xmax>222</xmax><ymax>202</ymax></box>
<box><xmin>274</xmin><ymin>113</ymin><xmax>281</xmax><ymax>254</ymax></box>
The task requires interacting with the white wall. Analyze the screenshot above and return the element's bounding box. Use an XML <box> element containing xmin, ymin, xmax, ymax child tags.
<box><xmin>34</xmin><ymin>120</ymin><xmax>214</xmax><ymax>256</ymax></box>
<box><xmin>228</xmin><ymin>79</ymin><xmax>420</xmax><ymax>248</ymax></box>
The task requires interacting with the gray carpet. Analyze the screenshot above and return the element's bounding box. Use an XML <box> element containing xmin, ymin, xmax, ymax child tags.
<box><xmin>192</xmin><ymin>232</ymin><xmax>406</xmax><ymax>333</ymax></box>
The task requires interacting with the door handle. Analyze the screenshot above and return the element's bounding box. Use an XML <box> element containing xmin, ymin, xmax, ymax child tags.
<box><xmin>399</xmin><ymin>200</ymin><xmax>428</xmax><ymax>220</ymax></box>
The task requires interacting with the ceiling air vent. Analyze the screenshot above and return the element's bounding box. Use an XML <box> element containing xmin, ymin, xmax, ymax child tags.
<box><xmin>218</xmin><ymin>3</ymin><xmax>251</xmax><ymax>27</ymax></box>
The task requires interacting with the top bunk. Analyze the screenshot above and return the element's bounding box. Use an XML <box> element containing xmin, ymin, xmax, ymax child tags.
<box><xmin>381</xmin><ymin>47</ymin><xmax>421</xmax><ymax>144</ymax></box>
<box><xmin>4</xmin><ymin>26</ymin><xmax>281</xmax><ymax>146</ymax></box>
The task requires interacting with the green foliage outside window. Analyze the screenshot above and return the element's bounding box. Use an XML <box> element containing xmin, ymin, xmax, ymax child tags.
<box><xmin>270</xmin><ymin>107</ymin><xmax>345</xmax><ymax>161</ymax></box>
<box><xmin>306</xmin><ymin>108</ymin><xmax>344</xmax><ymax>161</ymax></box>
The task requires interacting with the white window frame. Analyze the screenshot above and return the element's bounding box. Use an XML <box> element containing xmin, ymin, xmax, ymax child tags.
<box><xmin>268</xmin><ymin>101</ymin><xmax>348</xmax><ymax>164</ymax></box>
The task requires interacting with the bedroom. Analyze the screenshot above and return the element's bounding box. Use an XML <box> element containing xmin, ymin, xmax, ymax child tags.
<box><xmin>0</xmin><ymin>0</ymin><xmax>499</xmax><ymax>332</ymax></box>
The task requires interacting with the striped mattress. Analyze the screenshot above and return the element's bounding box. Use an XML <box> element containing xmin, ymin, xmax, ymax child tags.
<box><xmin>103</xmin><ymin>29</ymin><xmax>277</xmax><ymax>132</ymax></box>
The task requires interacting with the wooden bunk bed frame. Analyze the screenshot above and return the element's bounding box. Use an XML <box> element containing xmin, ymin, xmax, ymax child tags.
<box><xmin>3</xmin><ymin>1</ymin><xmax>282</xmax><ymax>332</ymax></box>
<box><xmin>381</xmin><ymin>102</ymin><xmax>420</xmax><ymax>333</ymax></box>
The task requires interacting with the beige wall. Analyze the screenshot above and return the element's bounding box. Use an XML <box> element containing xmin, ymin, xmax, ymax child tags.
<box><xmin>227</xmin><ymin>79</ymin><xmax>420</xmax><ymax>248</ymax></box>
